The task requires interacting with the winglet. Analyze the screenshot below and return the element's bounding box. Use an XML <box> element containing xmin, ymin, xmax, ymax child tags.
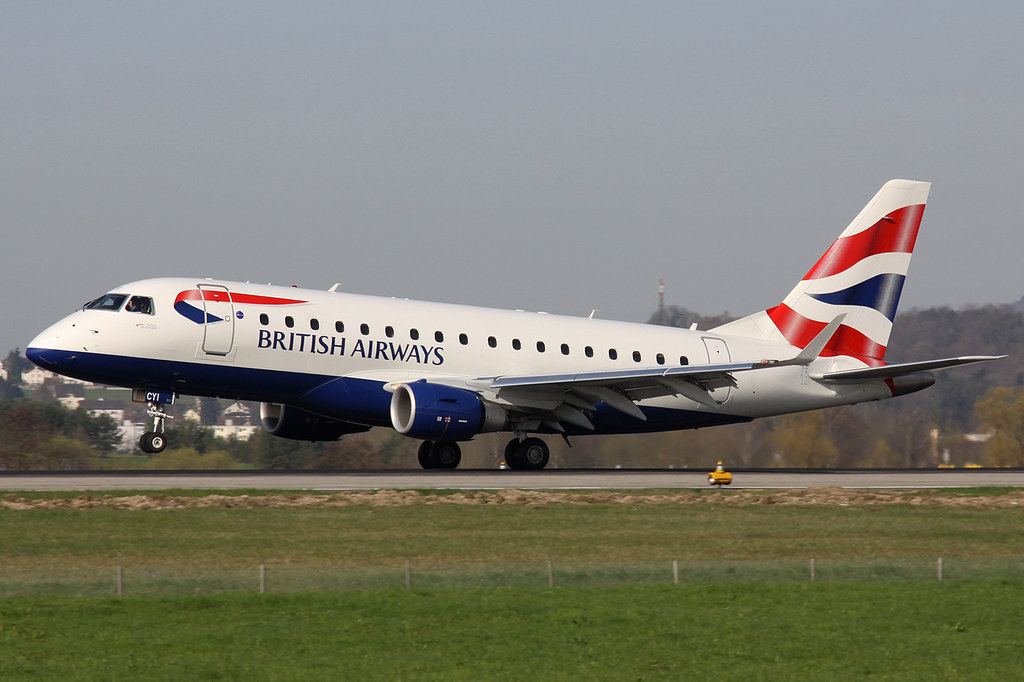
<box><xmin>761</xmin><ymin>314</ymin><xmax>846</xmax><ymax>367</ymax></box>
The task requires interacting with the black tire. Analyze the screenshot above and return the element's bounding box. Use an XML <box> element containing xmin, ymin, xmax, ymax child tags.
<box><xmin>518</xmin><ymin>437</ymin><xmax>550</xmax><ymax>470</ymax></box>
<box><xmin>431</xmin><ymin>441</ymin><xmax>461</xmax><ymax>469</ymax></box>
<box><xmin>504</xmin><ymin>439</ymin><xmax>523</xmax><ymax>469</ymax></box>
<box><xmin>417</xmin><ymin>441</ymin><xmax>435</xmax><ymax>469</ymax></box>
<box><xmin>139</xmin><ymin>432</ymin><xmax>167</xmax><ymax>454</ymax></box>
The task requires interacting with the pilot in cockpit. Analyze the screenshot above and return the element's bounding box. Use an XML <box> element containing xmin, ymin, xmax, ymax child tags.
<box><xmin>125</xmin><ymin>296</ymin><xmax>153</xmax><ymax>315</ymax></box>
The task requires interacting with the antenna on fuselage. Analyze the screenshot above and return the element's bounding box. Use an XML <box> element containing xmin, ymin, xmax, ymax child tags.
<box><xmin>328</xmin><ymin>283</ymin><xmax>341</xmax><ymax>292</ymax></box>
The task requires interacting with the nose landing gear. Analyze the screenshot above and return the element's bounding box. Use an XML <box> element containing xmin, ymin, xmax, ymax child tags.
<box><xmin>139</xmin><ymin>402</ymin><xmax>172</xmax><ymax>454</ymax></box>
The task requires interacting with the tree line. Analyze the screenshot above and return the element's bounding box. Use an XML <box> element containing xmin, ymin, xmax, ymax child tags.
<box><xmin>1</xmin><ymin>303</ymin><xmax>1021</xmax><ymax>469</ymax></box>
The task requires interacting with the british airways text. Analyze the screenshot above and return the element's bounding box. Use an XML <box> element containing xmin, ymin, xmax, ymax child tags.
<box><xmin>257</xmin><ymin>330</ymin><xmax>444</xmax><ymax>365</ymax></box>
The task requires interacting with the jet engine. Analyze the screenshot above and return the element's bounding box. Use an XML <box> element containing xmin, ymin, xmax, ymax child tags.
<box><xmin>389</xmin><ymin>381</ymin><xmax>505</xmax><ymax>441</ymax></box>
<box><xmin>260</xmin><ymin>403</ymin><xmax>369</xmax><ymax>441</ymax></box>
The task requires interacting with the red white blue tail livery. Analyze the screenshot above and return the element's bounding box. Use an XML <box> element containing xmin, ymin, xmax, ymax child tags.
<box><xmin>716</xmin><ymin>179</ymin><xmax>928</xmax><ymax>365</ymax></box>
<box><xmin>27</xmin><ymin>180</ymin><xmax>1001</xmax><ymax>468</ymax></box>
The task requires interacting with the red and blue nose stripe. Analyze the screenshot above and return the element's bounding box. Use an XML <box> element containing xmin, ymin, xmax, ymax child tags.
<box><xmin>174</xmin><ymin>289</ymin><xmax>307</xmax><ymax>324</ymax></box>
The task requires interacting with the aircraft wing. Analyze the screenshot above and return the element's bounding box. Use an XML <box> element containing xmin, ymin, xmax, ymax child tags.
<box><xmin>481</xmin><ymin>350</ymin><xmax>1004</xmax><ymax>433</ymax></box>
<box><xmin>478</xmin><ymin>361</ymin><xmax>764</xmax><ymax>430</ymax></box>
<box><xmin>811</xmin><ymin>355</ymin><xmax>1005</xmax><ymax>383</ymax></box>
<box><xmin>471</xmin><ymin>318</ymin><xmax>850</xmax><ymax>431</ymax></box>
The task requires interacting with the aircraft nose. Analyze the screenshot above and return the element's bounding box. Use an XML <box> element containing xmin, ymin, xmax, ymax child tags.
<box><xmin>26</xmin><ymin>321</ymin><xmax>74</xmax><ymax>370</ymax></box>
<box><xmin>26</xmin><ymin>334</ymin><xmax>63</xmax><ymax>370</ymax></box>
<box><xmin>25</xmin><ymin>345</ymin><xmax>58</xmax><ymax>370</ymax></box>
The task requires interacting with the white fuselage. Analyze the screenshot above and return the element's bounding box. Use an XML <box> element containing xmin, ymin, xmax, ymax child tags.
<box><xmin>27</xmin><ymin>277</ymin><xmax>893</xmax><ymax>438</ymax></box>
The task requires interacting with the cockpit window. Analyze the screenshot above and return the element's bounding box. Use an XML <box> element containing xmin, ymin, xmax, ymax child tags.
<box><xmin>84</xmin><ymin>294</ymin><xmax>128</xmax><ymax>311</ymax></box>
<box><xmin>125</xmin><ymin>296</ymin><xmax>154</xmax><ymax>315</ymax></box>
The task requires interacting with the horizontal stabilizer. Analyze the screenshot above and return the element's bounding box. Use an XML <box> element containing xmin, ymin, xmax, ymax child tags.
<box><xmin>812</xmin><ymin>355</ymin><xmax>1005</xmax><ymax>383</ymax></box>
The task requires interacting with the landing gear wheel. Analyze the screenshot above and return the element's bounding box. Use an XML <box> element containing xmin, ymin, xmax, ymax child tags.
<box><xmin>431</xmin><ymin>441</ymin><xmax>461</xmax><ymax>469</ymax></box>
<box><xmin>504</xmin><ymin>437</ymin><xmax>549</xmax><ymax>470</ymax></box>
<box><xmin>504</xmin><ymin>439</ymin><xmax>522</xmax><ymax>469</ymax></box>
<box><xmin>139</xmin><ymin>432</ymin><xmax>167</xmax><ymax>454</ymax></box>
<box><xmin>417</xmin><ymin>441</ymin><xmax>435</xmax><ymax>468</ymax></box>
<box><xmin>417</xmin><ymin>441</ymin><xmax>461</xmax><ymax>469</ymax></box>
<box><xmin>519</xmin><ymin>437</ymin><xmax>549</xmax><ymax>470</ymax></box>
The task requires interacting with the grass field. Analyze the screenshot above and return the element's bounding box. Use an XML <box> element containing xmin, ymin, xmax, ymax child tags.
<box><xmin>3</xmin><ymin>582</ymin><xmax>1024</xmax><ymax>680</ymax></box>
<box><xmin>3</xmin><ymin>487</ymin><xmax>1024</xmax><ymax>679</ymax></box>
<box><xmin>3</xmin><ymin>488</ymin><xmax>1024</xmax><ymax>568</ymax></box>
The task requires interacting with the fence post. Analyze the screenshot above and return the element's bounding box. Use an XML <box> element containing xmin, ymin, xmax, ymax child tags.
<box><xmin>810</xmin><ymin>558</ymin><xmax>815</xmax><ymax>582</ymax></box>
<box><xmin>547</xmin><ymin>560</ymin><xmax>554</xmax><ymax>588</ymax></box>
<box><xmin>405</xmin><ymin>560</ymin><xmax>411</xmax><ymax>590</ymax></box>
<box><xmin>673</xmin><ymin>560</ymin><xmax>679</xmax><ymax>585</ymax></box>
<box><xmin>259</xmin><ymin>564</ymin><xmax>265</xmax><ymax>594</ymax></box>
<box><xmin>116</xmin><ymin>566</ymin><xmax>123</xmax><ymax>596</ymax></box>
<box><xmin>937</xmin><ymin>557</ymin><xmax>943</xmax><ymax>582</ymax></box>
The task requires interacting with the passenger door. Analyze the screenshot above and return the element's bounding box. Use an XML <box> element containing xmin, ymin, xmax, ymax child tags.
<box><xmin>702</xmin><ymin>337</ymin><xmax>732</xmax><ymax>403</ymax></box>
<box><xmin>197</xmin><ymin>283</ymin><xmax>235</xmax><ymax>356</ymax></box>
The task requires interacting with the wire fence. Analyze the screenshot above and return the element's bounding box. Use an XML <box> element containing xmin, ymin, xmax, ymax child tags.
<box><xmin>3</xmin><ymin>558</ymin><xmax>1024</xmax><ymax>597</ymax></box>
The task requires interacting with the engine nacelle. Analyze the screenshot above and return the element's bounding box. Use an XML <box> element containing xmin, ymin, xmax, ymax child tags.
<box><xmin>389</xmin><ymin>382</ymin><xmax>503</xmax><ymax>441</ymax></box>
<box><xmin>260</xmin><ymin>403</ymin><xmax>369</xmax><ymax>441</ymax></box>
<box><xmin>889</xmin><ymin>372</ymin><xmax>936</xmax><ymax>397</ymax></box>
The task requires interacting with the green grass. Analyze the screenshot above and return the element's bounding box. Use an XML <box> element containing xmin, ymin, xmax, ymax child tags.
<box><xmin>4</xmin><ymin>489</ymin><xmax>1024</xmax><ymax>679</ymax></box>
<box><xmin>2</xmin><ymin>581</ymin><xmax>1023</xmax><ymax>680</ymax></box>
<box><xmin>3</xmin><ymin>496</ymin><xmax>1024</xmax><ymax>568</ymax></box>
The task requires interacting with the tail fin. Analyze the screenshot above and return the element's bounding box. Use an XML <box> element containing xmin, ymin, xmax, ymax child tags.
<box><xmin>712</xmin><ymin>179</ymin><xmax>931</xmax><ymax>365</ymax></box>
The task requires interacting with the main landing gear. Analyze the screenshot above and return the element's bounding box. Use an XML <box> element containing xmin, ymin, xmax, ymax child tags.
<box><xmin>503</xmin><ymin>437</ymin><xmax>550</xmax><ymax>470</ymax></box>
<box><xmin>417</xmin><ymin>441</ymin><xmax>462</xmax><ymax>469</ymax></box>
<box><xmin>139</xmin><ymin>401</ymin><xmax>172</xmax><ymax>454</ymax></box>
<box><xmin>415</xmin><ymin>437</ymin><xmax>552</xmax><ymax>470</ymax></box>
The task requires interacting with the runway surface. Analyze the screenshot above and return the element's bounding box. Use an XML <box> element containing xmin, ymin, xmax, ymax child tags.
<box><xmin>2</xmin><ymin>469</ymin><xmax>1024</xmax><ymax>491</ymax></box>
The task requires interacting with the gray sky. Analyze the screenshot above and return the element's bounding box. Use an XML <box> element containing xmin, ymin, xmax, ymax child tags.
<box><xmin>4</xmin><ymin>2</ymin><xmax>1022</xmax><ymax>355</ymax></box>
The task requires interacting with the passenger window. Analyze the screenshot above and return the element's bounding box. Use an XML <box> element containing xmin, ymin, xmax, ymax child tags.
<box><xmin>385</xmin><ymin>326</ymin><xmax>395</xmax><ymax>338</ymax></box>
<box><xmin>585</xmin><ymin>346</ymin><xmax>594</xmax><ymax>358</ymax></box>
<box><xmin>360</xmin><ymin>323</ymin><xmax>370</xmax><ymax>335</ymax></box>
<box><xmin>488</xmin><ymin>336</ymin><xmax>497</xmax><ymax>348</ymax></box>
<box><xmin>335</xmin><ymin>321</ymin><xmax>345</xmax><ymax>333</ymax></box>
<box><xmin>679</xmin><ymin>356</ymin><xmax>689</xmax><ymax>365</ymax></box>
<box><xmin>560</xmin><ymin>343</ymin><xmax>570</xmax><ymax>355</ymax></box>
<box><xmin>536</xmin><ymin>341</ymin><xmax>546</xmax><ymax>353</ymax></box>
<box><xmin>310</xmin><ymin>319</ymin><xmax>320</xmax><ymax>331</ymax></box>
<box><xmin>285</xmin><ymin>316</ymin><xmax>294</xmax><ymax>328</ymax></box>
<box><xmin>512</xmin><ymin>339</ymin><xmax>522</xmax><ymax>350</ymax></box>
<box><xmin>435</xmin><ymin>331</ymin><xmax>444</xmax><ymax>343</ymax></box>
<box><xmin>459</xmin><ymin>333</ymin><xmax>469</xmax><ymax>345</ymax></box>
<box><xmin>260</xmin><ymin>313</ymin><xmax>270</xmax><ymax>325</ymax></box>
<box><xmin>125</xmin><ymin>296</ymin><xmax>154</xmax><ymax>315</ymax></box>
<box><xmin>633</xmin><ymin>351</ymin><xmax>642</xmax><ymax>363</ymax></box>
<box><xmin>410</xmin><ymin>328</ymin><xmax>420</xmax><ymax>340</ymax></box>
<box><xmin>656</xmin><ymin>353</ymin><xmax>665</xmax><ymax>365</ymax></box>
<box><xmin>609</xmin><ymin>349</ymin><xmax>618</xmax><ymax>360</ymax></box>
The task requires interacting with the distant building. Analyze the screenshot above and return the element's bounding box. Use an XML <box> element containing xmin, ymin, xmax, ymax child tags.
<box><xmin>15</xmin><ymin>369</ymin><xmax>263</xmax><ymax>450</ymax></box>
<box><xmin>21</xmin><ymin>367</ymin><xmax>50</xmax><ymax>386</ymax></box>
<box><xmin>213</xmin><ymin>424</ymin><xmax>259</xmax><ymax>441</ymax></box>
<box><xmin>222</xmin><ymin>401</ymin><xmax>252</xmax><ymax>424</ymax></box>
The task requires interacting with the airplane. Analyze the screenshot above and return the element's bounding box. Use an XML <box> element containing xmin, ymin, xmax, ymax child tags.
<box><xmin>26</xmin><ymin>179</ymin><xmax>1002</xmax><ymax>469</ymax></box>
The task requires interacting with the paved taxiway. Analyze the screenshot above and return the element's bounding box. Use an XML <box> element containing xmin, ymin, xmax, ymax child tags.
<box><xmin>2</xmin><ymin>469</ymin><xmax>1024</xmax><ymax>491</ymax></box>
